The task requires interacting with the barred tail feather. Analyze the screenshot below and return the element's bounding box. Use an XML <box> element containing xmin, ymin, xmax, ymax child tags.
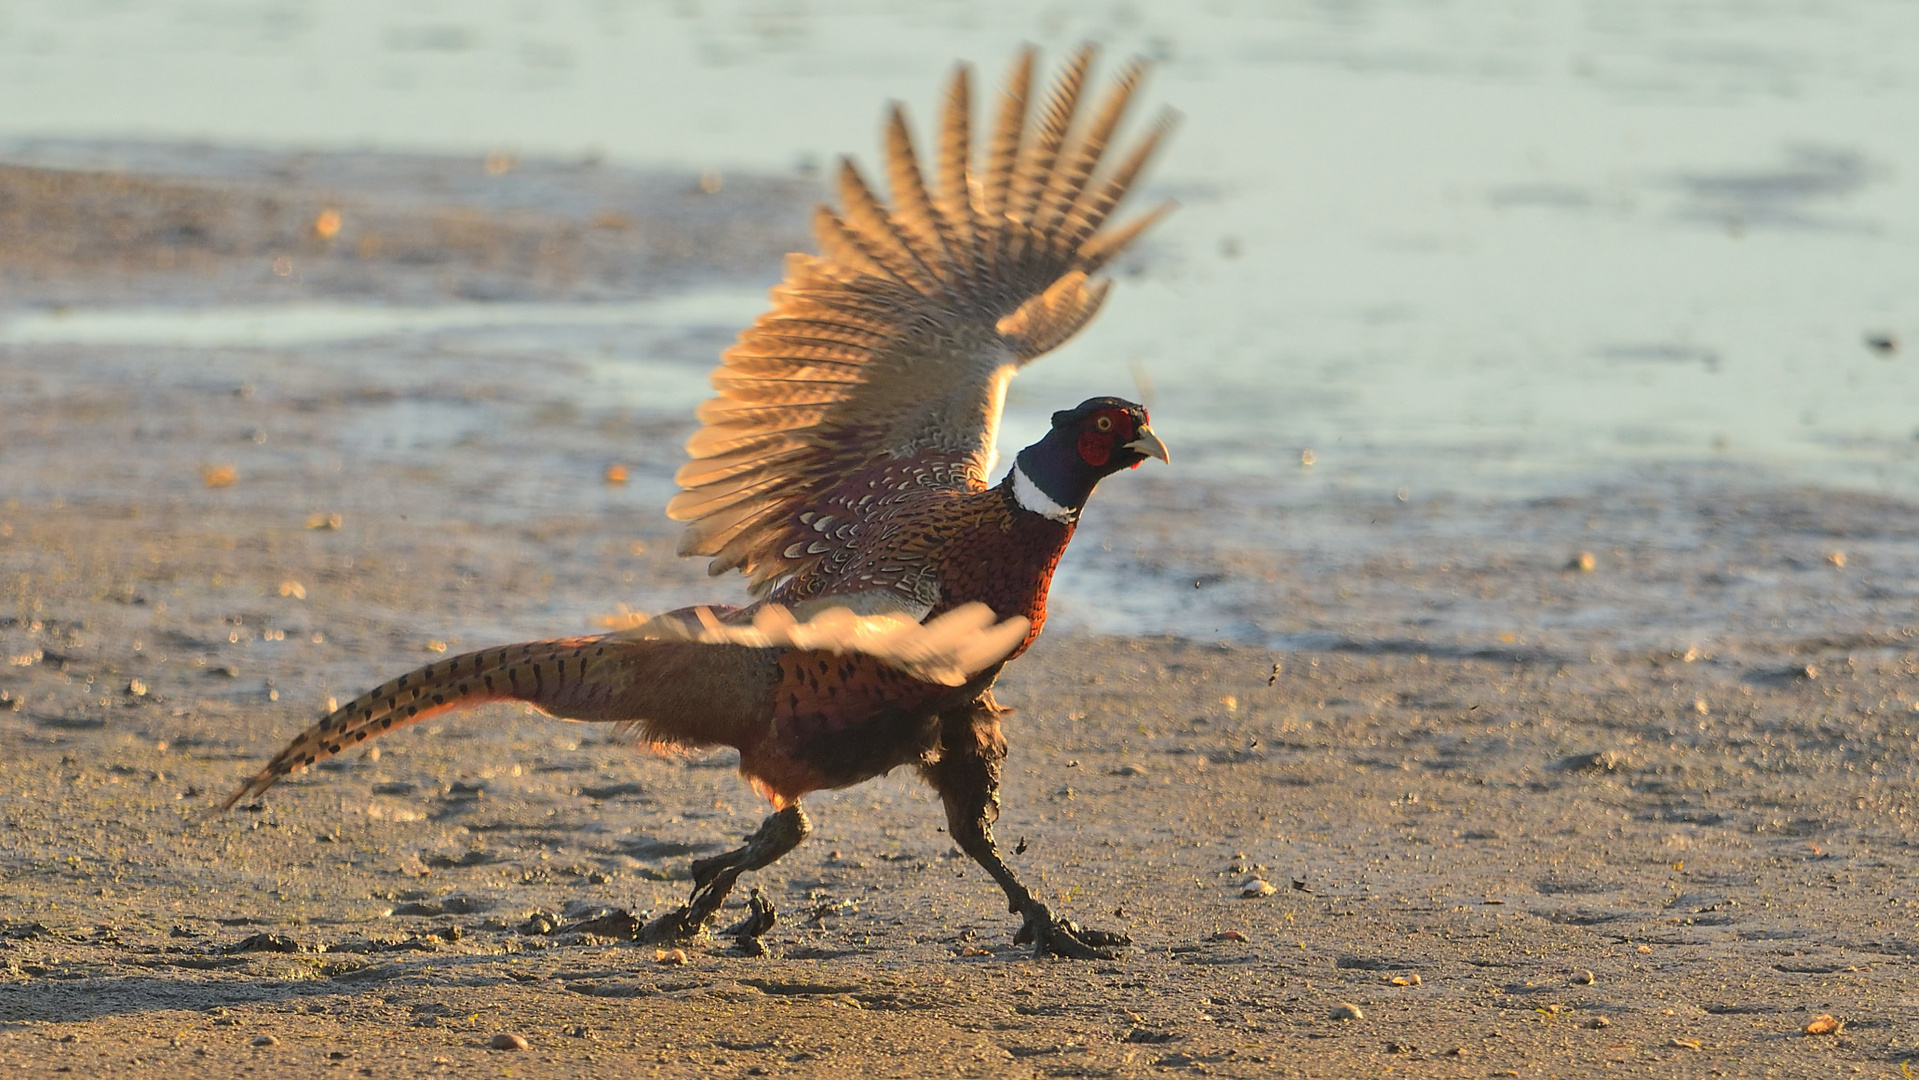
<box><xmin>220</xmin><ymin>636</ymin><xmax>620</xmax><ymax>810</ymax></box>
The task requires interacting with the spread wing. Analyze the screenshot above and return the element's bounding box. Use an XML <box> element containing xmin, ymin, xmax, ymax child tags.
<box><xmin>668</xmin><ymin>44</ymin><xmax>1176</xmax><ymax>594</ymax></box>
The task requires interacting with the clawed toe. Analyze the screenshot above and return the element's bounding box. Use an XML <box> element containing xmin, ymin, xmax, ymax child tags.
<box><xmin>721</xmin><ymin>887</ymin><xmax>778</xmax><ymax>957</ymax></box>
<box><xmin>1016</xmin><ymin>903</ymin><xmax>1131</xmax><ymax>960</ymax></box>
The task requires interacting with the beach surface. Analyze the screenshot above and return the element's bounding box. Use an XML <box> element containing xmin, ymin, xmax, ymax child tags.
<box><xmin>2</xmin><ymin>149</ymin><xmax>1917</xmax><ymax>1080</ymax></box>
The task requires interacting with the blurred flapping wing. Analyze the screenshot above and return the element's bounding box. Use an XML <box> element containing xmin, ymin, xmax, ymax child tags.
<box><xmin>669</xmin><ymin>44</ymin><xmax>1175</xmax><ymax>594</ymax></box>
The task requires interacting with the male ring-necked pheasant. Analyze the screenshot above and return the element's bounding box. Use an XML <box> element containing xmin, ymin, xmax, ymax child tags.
<box><xmin>225</xmin><ymin>45</ymin><xmax>1174</xmax><ymax>959</ymax></box>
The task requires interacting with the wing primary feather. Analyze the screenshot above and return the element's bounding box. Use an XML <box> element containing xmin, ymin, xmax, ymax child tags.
<box><xmin>884</xmin><ymin>104</ymin><xmax>961</xmax><ymax>289</ymax></box>
<box><xmin>836</xmin><ymin>158</ymin><xmax>940</xmax><ymax>291</ymax></box>
<box><xmin>1005</xmin><ymin>43</ymin><xmax>1092</xmax><ymax>265</ymax></box>
<box><xmin>1078</xmin><ymin>199</ymin><xmax>1176</xmax><ymax>273</ymax></box>
<box><xmin>982</xmin><ymin>46</ymin><xmax>1035</xmax><ymax>272</ymax></box>
<box><xmin>811</xmin><ymin>206</ymin><xmax>895</xmax><ymax>281</ymax></box>
<box><xmin>1067</xmin><ymin>105</ymin><xmax>1179</xmax><ymax>251</ymax></box>
<box><xmin>936</xmin><ymin>63</ymin><xmax>980</xmax><ymax>284</ymax></box>
<box><xmin>1038</xmin><ymin>56</ymin><xmax>1144</xmax><ymax>253</ymax></box>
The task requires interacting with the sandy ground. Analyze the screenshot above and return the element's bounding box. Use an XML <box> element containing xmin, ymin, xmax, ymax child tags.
<box><xmin>2</xmin><ymin>149</ymin><xmax>1917</xmax><ymax>1079</ymax></box>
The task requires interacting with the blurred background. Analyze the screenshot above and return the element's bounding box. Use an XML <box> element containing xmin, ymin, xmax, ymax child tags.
<box><xmin>2</xmin><ymin>0</ymin><xmax>1916</xmax><ymax>649</ymax></box>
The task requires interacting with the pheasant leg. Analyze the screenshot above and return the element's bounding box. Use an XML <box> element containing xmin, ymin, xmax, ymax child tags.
<box><xmin>924</xmin><ymin>699</ymin><xmax>1131</xmax><ymax>960</ymax></box>
<box><xmin>639</xmin><ymin>804</ymin><xmax>810</xmax><ymax>944</ymax></box>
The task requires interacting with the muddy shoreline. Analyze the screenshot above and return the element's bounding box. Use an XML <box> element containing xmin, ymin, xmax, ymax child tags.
<box><xmin>2</xmin><ymin>146</ymin><xmax>1916</xmax><ymax>1078</ymax></box>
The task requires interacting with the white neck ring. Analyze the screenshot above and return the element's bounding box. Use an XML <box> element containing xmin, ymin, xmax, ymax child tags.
<box><xmin>1011</xmin><ymin>463</ymin><xmax>1077</xmax><ymax>522</ymax></box>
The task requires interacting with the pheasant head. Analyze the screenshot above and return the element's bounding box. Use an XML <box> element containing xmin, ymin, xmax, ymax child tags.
<box><xmin>1008</xmin><ymin>397</ymin><xmax>1169</xmax><ymax>522</ymax></box>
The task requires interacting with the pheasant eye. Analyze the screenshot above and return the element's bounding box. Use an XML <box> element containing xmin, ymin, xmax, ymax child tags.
<box><xmin>1094</xmin><ymin>416</ymin><xmax>1113</xmax><ymax>432</ymax></box>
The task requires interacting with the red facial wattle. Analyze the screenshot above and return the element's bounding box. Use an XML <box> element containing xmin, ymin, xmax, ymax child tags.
<box><xmin>1078</xmin><ymin>427</ymin><xmax>1112</xmax><ymax>467</ymax></box>
<box><xmin>1078</xmin><ymin>410</ymin><xmax>1134</xmax><ymax>467</ymax></box>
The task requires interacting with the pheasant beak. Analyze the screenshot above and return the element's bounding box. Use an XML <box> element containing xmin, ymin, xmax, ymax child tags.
<box><xmin>1125</xmin><ymin>425</ymin><xmax>1170</xmax><ymax>464</ymax></box>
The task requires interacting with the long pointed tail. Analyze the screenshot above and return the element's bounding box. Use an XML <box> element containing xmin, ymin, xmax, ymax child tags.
<box><xmin>219</xmin><ymin>601</ymin><xmax>1030</xmax><ymax>811</ymax></box>
<box><xmin>219</xmin><ymin>636</ymin><xmax>611</xmax><ymax>810</ymax></box>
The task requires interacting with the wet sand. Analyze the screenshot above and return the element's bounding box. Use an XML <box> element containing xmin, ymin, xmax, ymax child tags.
<box><xmin>2</xmin><ymin>150</ymin><xmax>1917</xmax><ymax>1078</ymax></box>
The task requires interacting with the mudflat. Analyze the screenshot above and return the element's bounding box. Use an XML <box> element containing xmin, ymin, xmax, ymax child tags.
<box><xmin>1</xmin><ymin>150</ymin><xmax>1915</xmax><ymax>1079</ymax></box>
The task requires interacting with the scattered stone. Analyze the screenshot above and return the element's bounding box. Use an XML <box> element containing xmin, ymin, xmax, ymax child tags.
<box><xmin>1207</xmin><ymin>930</ymin><xmax>1250</xmax><ymax>943</ymax></box>
<box><xmin>126</xmin><ymin>679</ymin><xmax>147</xmax><ymax>696</ymax></box>
<box><xmin>250</xmin><ymin>1035</ymin><xmax>279</xmax><ymax>1048</ymax></box>
<box><xmin>1552</xmin><ymin>751</ymin><xmax>1624</xmax><ymax>773</ymax></box>
<box><xmin>1586</xmin><ymin>1016</ymin><xmax>1611</xmax><ymax>1030</ymax></box>
<box><xmin>1803</xmin><ymin>1014</ymin><xmax>1843</xmax><ymax>1036</ymax></box>
<box><xmin>488</xmin><ymin>1033</ymin><xmax>529</xmax><ymax>1051</ymax></box>
<box><xmin>519</xmin><ymin>911</ymin><xmax>559</xmax><ymax>936</ymax></box>
<box><xmin>1826</xmin><ymin>550</ymin><xmax>1846</xmax><ymax>568</ymax></box>
<box><xmin>567</xmin><ymin>909</ymin><xmax>641</xmax><ymax>940</ymax></box>
<box><xmin>1111</xmin><ymin>764</ymin><xmax>1150</xmax><ymax>777</ymax></box>
<box><xmin>654</xmin><ymin>948</ymin><xmax>689</xmax><ymax>966</ymax></box>
<box><xmin>226</xmin><ymin>933</ymin><xmax>304</xmax><ymax>954</ymax></box>
<box><xmin>1572</xmin><ymin>969</ymin><xmax>1595</xmax><ymax>985</ymax></box>
<box><xmin>1123</xmin><ymin>1027</ymin><xmax>1180</xmax><ymax>1045</ymax></box>
<box><xmin>1670</xmin><ymin>1038</ymin><xmax>1701</xmax><ymax>1050</ymax></box>
<box><xmin>1241</xmin><ymin>878</ymin><xmax>1276</xmax><ymax>898</ymax></box>
<box><xmin>1330</xmin><ymin>1002</ymin><xmax>1364</xmax><ymax>1021</ymax></box>
<box><xmin>1386</xmin><ymin>973</ymin><xmax>1420</xmax><ymax>987</ymax></box>
<box><xmin>1567</xmin><ymin>551</ymin><xmax>1596</xmax><ymax>573</ymax></box>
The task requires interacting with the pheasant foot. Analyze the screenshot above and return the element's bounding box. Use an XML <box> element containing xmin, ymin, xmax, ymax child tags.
<box><xmin>1013</xmin><ymin>901</ymin><xmax>1132</xmax><ymax>960</ymax></box>
<box><xmin>637</xmin><ymin>805</ymin><xmax>810</xmax><ymax>946</ymax></box>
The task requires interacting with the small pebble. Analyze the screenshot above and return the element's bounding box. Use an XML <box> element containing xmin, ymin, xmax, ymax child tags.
<box><xmin>1241</xmin><ymin>878</ymin><xmax>1276</xmax><ymax>898</ymax></box>
<box><xmin>1826</xmin><ymin>550</ymin><xmax>1846</xmax><ymax>568</ymax></box>
<box><xmin>1586</xmin><ymin>1016</ymin><xmax>1611</xmax><ymax>1029</ymax></box>
<box><xmin>654</xmin><ymin>948</ymin><xmax>689</xmax><ymax>966</ymax></box>
<box><xmin>250</xmin><ymin>1035</ymin><xmax>279</xmax><ymax>1048</ymax></box>
<box><xmin>1670</xmin><ymin>1038</ymin><xmax>1701</xmax><ymax>1050</ymax></box>
<box><xmin>1568</xmin><ymin>551</ymin><xmax>1596</xmax><ymax>573</ymax></box>
<box><xmin>1572</xmin><ymin>969</ymin><xmax>1595</xmax><ymax>985</ymax></box>
<box><xmin>127</xmin><ymin>679</ymin><xmax>147</xmax><ymax>696</ymax></box>
<box><xmin>1330</xmin><ymin>1002</ymin><xmax>1364</xmax><ymax>1021</ymax></box>
<box><xmin>489</xmin><ymin>1033</ymin><xmax>529</xmax><ymax>1051</ymax></box>
<box><xmin>1111</xmin><ymin>764</ymin><xmax>1150</xmax><ymax>777</ymax></box>
<box><xmin>1803</xmin><ymin>1014</ymin><xmax>1843</xmax><ymax>1036</ymax></box>
<box><xmin>1386</xmin><ymin>973</ymin><xmax>1421</xmax><ymax>987</ymax></box>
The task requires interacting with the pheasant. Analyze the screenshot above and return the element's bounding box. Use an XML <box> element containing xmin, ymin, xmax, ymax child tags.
<box><xmin>225</xmin><ymin>44</ymin><xmax>1175</xmax><ymax>960</ymax></box>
